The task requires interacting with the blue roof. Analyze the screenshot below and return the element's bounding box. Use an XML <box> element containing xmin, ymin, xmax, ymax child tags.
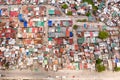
<box><xmin>24</xmin><ymin>21</ymin><xmax>27</xmax><ymax>27</ymax></box>
<box><xmin>84</xmin><ymin>24</ymin><xmax>87</xmax><ymax>28</ymax></box>
<box><xmin>115</xmin><ymin>58</ymin><xmax>119</xmax><ymax>63</ymax></box>
<box><xmin>18</xmin><ymin>14</ymin><xmax>26</xmax><ymax>22</ymax></box>
<box><xmin>0</xmin><ymin>9</ymin><xmax>2</xmax><ymax>16</ymax></box>
<box><xmin>48</xmin><ymin>20</ymin><xmax>52</xmax><ymax>27</ymax></box>
<box><xmin>70</xmin><ymin>32</ymin><xmax>73</xmax><ymax>37</ymax></box>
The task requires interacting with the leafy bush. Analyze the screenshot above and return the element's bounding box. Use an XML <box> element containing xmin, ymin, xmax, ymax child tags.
<box><xmin>86</xmin><ymin>12</ymin><xmax>91</xmax><ymax>17</ymax></box>
<box><xmin>95</xmin><ymin>58</ymin><xmax>105</xmax><ymax>72</ymax></box>
<box><xmin>114</xmin><ymin>67</ymin><xmax>120</xmax><ymax>71</ymax></box>
<box><xmin>61</xmin><ymin>4</ymin><xmax>68</xmax><ymax>9</ymax></box>
<box><xmin>82</xmin><ymin>0</ymin><xmax>98</xmax><ymax>12</ymax></box>
<box><xmin>96</xmin><ymin>58</ymin><xmax>102</xmax><ymax>64</ymax></box>
<box><xmin>96</xmin><ymin>64</ymin><xmax>105</xmax><ymax>72</ymax></box>
<box><xmin>67</xmin><ymin>11</ymin><xmax>72</xmax><ymax>15</ymax></box>
<box><xmin>73</xmin><ymin>25</ymin><xmax>78</xmax><ymax>30</ymax></box>
<box><xmin>98</xmin><ymin>31</ymin><xmax>109</xmax><ymax>40</ymax></box>
<box><xmin>77</xmin><ymin>19</ymin><xmax>87</xmax><ymax>22</ymax></box>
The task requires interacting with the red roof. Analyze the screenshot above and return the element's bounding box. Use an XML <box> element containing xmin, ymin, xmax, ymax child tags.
<box><xmin>70</xmin><ymin>4</ymin><xmax>75</xmax><ymax>8</ymax></box>
<box><xmin>39</xmin><ymin>27</ymin><xmax>43</xmax><ymax>32</ymax></box>
<box><xmin>23</xmin><ymin>39</ymin><xmax>31</xmax><ymax>44</ymax></box>
<box><xmin>70</xmin><ymin>51</ymin><xmax>74</xmax><ymax>57</ymax></box>
<box><xmin>54</xmin><ymin>38</ymin><xmax>63</xmax><ymax>45</ymax></box>
<box><xmin>0</xmin><ymin>33</ymin><xmax>2</xmax><ymax>38</ymax></box>
<box><xmin>69</xmin><ymin>38</ymin><xmax>73</xmax><ymax>44</ymax></box>
<box><xmin>5</xmin><ymin>33</ymin><xmax>12</xmax><ymax>38</ymax></box>
<box><xmin>32</xmin><ymin>28</ymin><xmax>38</xmax><ymax>33</ymax></box>
<box><xmin>66</xmin><ymin>29</ymin><xmax>70</xmax><ymax>37</ymax></box>
<box><xmin>48</xmin><ymin>45</ymin><xmax>52</xmax><ymax>48</ymax></box>
<box><xmin>17</xmin><ymin>0</ymin><xmax>21</xmax><ymax>4</ymax></box>
<box><xmin>60</xmin><ymin>48</ymin><xmax>64</xmax><ymax>53</ymax></box>
<box><xmin>55</xmin><ymin>10</ymin><xmax>61</xmax><ymax>15</ymax></box>
<box><xmin>75</xmin><ymin>44</ymin><xmax>79</xmax><ymax>51</ymax></box>
<box><xmin>10</xmin><ymin>11</ymin><xmax>18</xmax><ymax>17</ymax></box>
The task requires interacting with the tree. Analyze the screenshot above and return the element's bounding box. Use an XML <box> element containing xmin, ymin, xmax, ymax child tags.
<box><xmin>114</xmin><ymin>67</ymin><xmax>120</xmax><ymax>71</ymax></box>
<box><xmin>61</xmin><ymin>4</ymin><xmax>68</xmax><ymax>9</ymax></box>
<box><xmin>86</xmin><ymin>12</ymin><xmax>91</xmax><ymax>17</ymax></box>
<box><xmin>96</xmin><ymin>64</ymin><xmax>105</xmax><ymax>72</ymax></box>
<box><xmin>98</xmin><ymin>31</ymin><xmax>109</xmax><ymax>40</ymax></box>
<box><xmin>73</xmin><ymin>25</ymin><xmax>78</xmax><ymax>30</ymax></box>
<box><xmin>67</xmin><ymin>11</ymin><xmax>72</xmax><ymax>15</ymax></box>
<box><xmin>96</xmin><ymin>58</ymin><xmax>102</xmax><ymax>64</ymax></box>
<box><xmin>5</xmin><ymin>62</ymin><xmax>10</xmax><ymax>69</ymax></box>
<box><xmin>95</xmin><ymin>58</ymin><xmax>105</xmax><ymax>72</ymax></box>
<box><xmin>77</xmin><ymin>19</ymin><xmax>87</xmax><ymax>22</ymax></box>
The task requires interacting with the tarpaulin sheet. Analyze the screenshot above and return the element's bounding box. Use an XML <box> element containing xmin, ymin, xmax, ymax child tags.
<box><xmin>70</xmin><ymin>32</ymin><xmax>73</xmax><ymax>37</ymax></box>
<box><xmin>48</xmin><ymin>20</ymin><xmax>52</xmax><ymax>27</ymax></box>
<box><xmin>0</xmin><ymin>9</ymin><xmax>2</xmax><ymax>16</ymax></box>
<box><xmin>24</xmin><ymin>21</ymin><xmax>27</xmax><ymax>27</ymax></box>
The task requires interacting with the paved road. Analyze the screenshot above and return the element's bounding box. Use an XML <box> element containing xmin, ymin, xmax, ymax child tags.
<box><xmin>0</xmin><ymin>70</ymin><xmax>120</xmax><ymax>80</ymax></box>
<box><xmin>0</xmin><ymin>70</ymin><xmax>50</xmax><ymax>79</ymax></box>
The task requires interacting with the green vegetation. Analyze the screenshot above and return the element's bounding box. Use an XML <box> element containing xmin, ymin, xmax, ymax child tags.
<box><xmin>5</xmin><ymin>62</ymin><xmax>9</xmax><ymax>69</ymax></box>
<box><xmin>96</xmin><ymin>64</ymin><xmax>105</xmax><ymax>72</ymax></box>
<box><xmin>61</xmin><ymin>4</ymin><xmax>68</xmax><ymax>9</ymax></box>
<box><xmin>76</xmin><ymin>19</ymin><xmax>87</xmax><ymax>22</ymax></box>
<box><xmin>86</xmin><ymin>12</ymin><xmax>91</xmax><ymax>17</ymax></box>
<box><xmin>67</xmin><ymin>11</ymin><xmax>72</xmax><ymax>16</ymax></box>
<box><xmin>82</xmin><ymin>0</ymin><xmax>93</xmax><ymax>4</ymax></box>
<box><xmin>98</xmin><ymin>31</ymin><xmax>109</xmax><ymax>40</ymax></box>
<box><xmin>95</xmin><ymin>58</ymin><xmax>105</xmax><ymax>72</ymax></box>
<box><xmin>114</xmin><ymin>67</ymin><xmax>120</xmax><ymax>71</ymax></box>
<box><xmin>96</xmin><ymin>58</ymin><xmax>102</xmax><ymax>64</ymax></box>
<box><xmin>73</xmin><ymin>25</ymin><xmax>78</xmax><ymax>30</ymax></box>
<box><xmin>82</xmin><ymin>0</ymin><xmax>98</xmax><ymax>11</ymax></box>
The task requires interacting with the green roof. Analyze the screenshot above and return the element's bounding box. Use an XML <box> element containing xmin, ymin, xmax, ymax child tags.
<box><xmin>88</xmin><ymin>15</ymin><xmax>95</xmax><ymax>21</ymax></box>
<box><xmin>63</xmin><ymin>21</ymin><xmax>69</xmax><ymax>26</ymax></box>
<box><xmin>29</xmin><ymin>48</ymin><xmax>34</xmax><ymax>52</ymax></box>
<box><xmin>28</xmin><ymin>7</ymin><xmax>32</xmax><ymax>11</ymax></box>
<box><xmin>48</xmin><ymin>38</ymin><xmax>53</xmax><ymax>41</ymax></box>
<box><xmin>111</xmin><ymin>43</ymin><xmax>116</xmax><ymax>47</ymax></box>
<box><xmin>112</xmin><ymin>11</ymin><xmax>117</xmax><ymax>17</ymax></box>
<box><xmin>98</xmin><ymin>2</ymin><xmax>105</xmax><ymax>10</ymax></box>
<box><xmin>93</xmin><ymin>38</ymin><xmax>97</xmax><ymax>43</ymax></box>
<box><xmin>26</xmin><ymin>28</ymin><xmax>32</xmax><ymax>33</ymax></box>
<box><xmin>118</xmin><ymin>13</ymin><xmax>120</xmax><ymax>16</ymax></box>
<box><xmin>78</xmin><ymin>38</ymin><xmax>85</xmax><ymax>44</ymax></box>
<box><xmin>57</xmin><ymin>27</ymin><xmax>61</xmax><ymax>32</ymax></box>
<box><xmin>73</xmin><ymin>62</ymin><xmax>79</xmax><ymax>70</ymax></box>
<box><xmin>48</xmin><ymin>9</ymin><xmax>55</xmax><ymax>15</ymax></box>
<box><xmin>35</xmin><ymin>21</ymin><xmax>44</xmax><ymax>27</ymax></box>
<box><xmin>102</xmin><ymin>25</ymin><xmax>107</xmax><ymax>30</ymax></box>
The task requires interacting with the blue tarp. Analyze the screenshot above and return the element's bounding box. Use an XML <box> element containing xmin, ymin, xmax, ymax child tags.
<box><xmin>18</xmin><ymin>14</ymin><xmax>25</xmax><ymax>22</ymax></box>
<box><xmin>70</xmin><ymin>32</ymin><xmax>73</xmax><ymax>37</ymax></box>
<box><xmin>48</xmin><ymin>20</ymin><xmax>52</xmax><ymax>27</ymax></box>
<box><xmin>26</xmin><ymin>52</ymin><xmax>30</xmax><ymax>56</ymax></box>
<box><xmin>84</xmin><ymin>24</ymin><xmax>87</xmax><ymax>28</ymax></box>
<box><xmin>24</xmin><ymin>21</ymin><xmax>27</xmax><ymax>27</ymax></box>
<box><xmin>115</xmin><ymin>58</ymin><xmax>119</xmax><ymax>63</ymax></box>
<box><xmin>0</xmin><ymin>9</ymin><xmax>2</xmax><ymax>16</ymax></box>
